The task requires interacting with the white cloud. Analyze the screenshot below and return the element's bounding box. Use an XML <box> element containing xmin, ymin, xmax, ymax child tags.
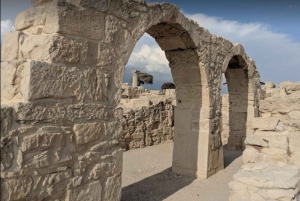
<box><xmin>126</xmin><ymin>34</ymin><xmax>172</xmax><ymax>83</ymax></box>
<box><xmin>1</xmin><ymin>20</ymin><xmax>14</xmax><ymax>42</ymax></box>
<box><xmin>128</xmin><ymin>44</ymin><xmax>169</xmax><ymax>73</ymax></box>
<box><xmin>127</xmin><ymin>13</ymin><xmax>300</xmax><ymax>88</ymax></box>
<box><xmin>185</xmin><ymin>13</ymin><xmax>300</xmax><ymax>84</ymax></box>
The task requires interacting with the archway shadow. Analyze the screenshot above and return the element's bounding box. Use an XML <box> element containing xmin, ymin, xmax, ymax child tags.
<box><xmin>223</xmin><ymin>145</ymin><xmax>243</xmax><ymax>168</ymax></box>
<box><xmin>121</xmin><ymin>167</ymin><xmax>195</xmax><ymax>201</ymax></box>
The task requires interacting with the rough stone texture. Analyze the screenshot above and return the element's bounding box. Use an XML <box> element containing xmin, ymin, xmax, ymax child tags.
<box><xmin>119</xmin><ymin>98</ymin><xmax>174</xmax><ymax>150</ymax></box>
<box><xmin>1</xmin><ymin>32</ymin><xmax>22</xmax><ymax>61</ymax></box>
<box><xmin>230</xmin><ymin>81</ymin><xmax>300</xmax><ymax>201</ymax></box>
<box><xmin>1</xmin><ymin>0</ymin><xmax>262</xmax><ymax>200</ymax></box>
<box><xmin>229</xmin><ymin>163</ymin><xmax>300</xmax><ymax>201</ymax></box>
<box><xmin>252</xmin><ymin>117</ymin><xmax>280</xmax><ymax>131</ymax></box>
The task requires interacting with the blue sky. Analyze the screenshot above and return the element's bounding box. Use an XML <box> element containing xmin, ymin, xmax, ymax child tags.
<box><xmin>1</xmin><ymin>0</ymin><xmax>300</xmax><ymax>90</ymax></box>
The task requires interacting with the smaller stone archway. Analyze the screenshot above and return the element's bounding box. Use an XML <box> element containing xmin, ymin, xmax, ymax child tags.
<box><xmin>221</xmin><ymin>44</ymin><xmax>260</xmax><ymax>150</ymax></box>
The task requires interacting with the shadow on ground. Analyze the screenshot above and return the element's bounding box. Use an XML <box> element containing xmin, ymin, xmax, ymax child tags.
<box><xmin>223</xmin><ymin>146</ymin><xmax>243</xmax><ymax>168</ymax></box>
<box><xmin>121</xmin><ymin>147</ymin><xmax>242</xmax><ymax>201</ymax></box>
<box><xmin>121</xmin><ymin>167</ymin><xmax>195</xmax><ymax>201</ymax></box>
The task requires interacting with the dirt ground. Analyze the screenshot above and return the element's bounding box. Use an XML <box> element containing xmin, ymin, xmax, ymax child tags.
<box><xmin>121</xmin><ymin>142</ymin><xmax>243</xmax><ymax>201</ymax></box>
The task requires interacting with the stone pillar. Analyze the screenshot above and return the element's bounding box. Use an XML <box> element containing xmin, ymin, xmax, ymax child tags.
<box><xmin>131</xmin><ymin>70</ymin><xmax>139</xmax><ymax>87</ymax></box>
<box><xmin>1</xmin><ymin>1</ymin><xmax>124</xmax><ymax>200</ymax></box>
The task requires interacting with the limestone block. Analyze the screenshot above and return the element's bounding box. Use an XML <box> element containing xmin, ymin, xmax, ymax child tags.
<box><xmin>1</xmin><ymin>176</ymin><xmax>33</xmax><ymax>200</ymax></box>
<box><xmin>66</xmin><ymin>104</ymin><xmax>112</xmax><ymax>122</ymax></box>
<box><xmin>103</xmin><ymin>175</ymin><xmax>122</xmax><ymax>201</ymax></box>
<box><xmin>1</xmin><ymin>32</ymin><xmax>21</xmax><ymax>61</ymax></box>
<box><xmin>44</xmin><ymin>1</ymin><xmax>105</xmax><ymax>40</ymax></box>
<box><xmin>171</xmin><ymin>67</ymin><xmax>206</xmax><ymax>85</ymax></box>
<box><xmin>288</xmin><ymin>133</ymin><xmax>300</xmax><ymax>167</ymax></box>
<box><xmin>20</xmin><ymin>61</ymin><xmax>83</xmax><ymax>101</ymax></box>
<box><xmin>89</xmin><ymin>162</ymin><xmax>114</xmax><ymax>180</ymax></box>
<box><xmin>260</xmin><ymin>95</ymin><xmax>300</xmax><ymax>114</ymax></box>
<box><xmin>15</xmin><ymin>6</ymin><xmax>45</xmax><ymax>30</ymax></box>
<box><xmin>245</xmin><ymin>134</ymin><xmax>288</xmax><ymax>150</ymax></box>
<box><xmin>69</xmin><ymin>0</ymin><xmax>108</xmax><ymax>12</ymax></box>
<box><xmin>265</xmin><ymin>82</ymin><xmax>276</xmax><ymax>89</ymax></box>
<box><xmin>289</xmin><ymin>111</ymin><xmax>300</xmax><ymax>120</ymax></box>
<box><xmin>31</xmin><ymin>0</ymin><xmax>53</xmax><ymax>6</ymax></box>
<box><xmin>1</xmin><ymin>61</ymin><xmax>20</xmax><ymax>101</ymax></box>
<box><xmin>83</xmin><ymin>68</ymin><xmax>107</xmax><ymax>102</ymax></box>
<box><xmin>115</xmin><ymin>29</ymin><xmax>135</xmax><ymax>65</ymax></box>
<box><xmin>166</xmin><ymin>49</ymin><xmax>200</xmax><ymax>69</ymax></box>
<box><xmin>112</xmin><ymin>149</ymin><xmax>123</xmax><ymax>176</ymax></box>
<box><xmin>0</xmin><ymin>106</ymin><xmax>14</xmax><ymax>137</ymax></box>
<box><xmin>252</xmin><ymin>117</ymin><xmax>279</xmax><ymax>131</ymax></box>
<box><xmin>282</xmin><ymin>120</ymin><xmax>300</xmax><ymax>132</ymax></box>
<box><xmin>244</xmin><ymin>135</ymin><xmax>268</xmax><ymax>147</ymax></box>
<box><xmin>267</xmin><ymin>189</ymin><xmax>299</xmax><ymax>201</ymax></box>
<box><xmin>21</xmin><ymin>132</ymin><xmax>64</xmax><ymax>152</ymax></box>
<box><xmin>233</xmin><ymin>163</ymin><xmax>299</xmax><ymax>189</ymax></box>
<box><xmin>285</xmin><ymin>81</ymin><xmax>300</xmax><ymax>95</ymax></box>
<box><xmin>243</xmin><ymin>147</ymin><xmax>260</xmax><ymax>163</ymax></box>
<box><xmin>13</xmin><ymin>102</ymin><xmax>66</xmax><ymax>124</ymax></box>
<box><xmin>23</xmin><ymin>147</ymin><xmax>72</xmax><ymax>169</ymax></box>
<box><xmin>73</xmin><ymin>122</ymin><xmax>103</xmax><ymax>144</ymax></box>
<box><xmin>66</xmin><ymin>181</ymin><xmax>102</xmax><ymax>201</ymax></box>
<box><xmin>1</xmin><ymin>137</ymin><xmax>14</xmax><ymax>170</ymax></box>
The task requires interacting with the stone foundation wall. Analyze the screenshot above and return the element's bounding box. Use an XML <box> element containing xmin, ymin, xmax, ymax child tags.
<box><xmin>229</xmin><ymin>81</ymin><xmax>300</xmax><ymax>201</ymax></box>
<box><xmin>119</xmin><ymin>98</ymin><xmax>174</xmax><ymax>150</ymax></box>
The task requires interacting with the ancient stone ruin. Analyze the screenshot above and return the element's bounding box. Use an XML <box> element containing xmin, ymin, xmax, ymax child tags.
<box><xmin>2</xmin><ymin>0</ymin><xmax>298</xmax><ymax>200</ymax></box>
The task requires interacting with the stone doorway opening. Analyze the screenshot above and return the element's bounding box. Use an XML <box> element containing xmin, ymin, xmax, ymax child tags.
<box><xmin>117</xmin><ymin>19</ymin><xmax>216</xmax><ymax>179</ymax></box>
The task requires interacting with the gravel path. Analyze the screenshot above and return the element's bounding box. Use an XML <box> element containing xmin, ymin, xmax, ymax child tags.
<box><xmin>121</xmin><ymin>142</ymin><xmax>243</xmax><ymax>201</ymax></box>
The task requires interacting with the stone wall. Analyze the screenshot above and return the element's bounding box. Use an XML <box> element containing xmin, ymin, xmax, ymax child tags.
<box><xmin>1</xmin><ymin>0</ymin><xmax>261</xmax><ymax>199</ymax></box>
<box><xmin>119</xmin><ymin>98</ymin><xmax>174</xmax><ymax>150</ymax></box>
<box><xmin>121</xmin><ymin>83</ymin><xmax>148</xmax><ymax>99</ymax></box>
<box><xmin>229</xmin><ymin>81</ymin><xmax>300</xmax><ymax>201</ymax></box>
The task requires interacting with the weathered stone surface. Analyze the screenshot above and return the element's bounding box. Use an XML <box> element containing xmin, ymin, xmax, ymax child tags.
<box><xmin>73</xmin><ymin>122</ymin><xmax>103</xmax><ymax>144</ymax></box>
<box><xmin>260</xmin><ymin>95</ymin><xmax>300</xmax><ymax>114</ymax></box>
<box><xmin>288</xmin><ymin>133</ymin><xmax>300</xmax><ymax>168</ymax></box>
<box><xmin>1</xmin><ymin>32</ymin><xmax>21</xmax><ymax>61</ymax></box>
<box><xmin>31</xmin><ymin>0</ymin><xmax>53</xmax><ymax>6</ymax></box>
<box><xmin>0</xmin><ymin>106</ymin><xmax>14</xmax><ymax>137</ymax></box>
<box><xmin>45</xmin><ymin>1</ymin><xmax>105</xmax><ymax>40</ymax></box>
<box><xmin>89</xmin><ymin>162</ymin><xmax>114</xmax><ymax>180</ymax></box>
<box><xmin>21</xmin><ymin>132</ymin><xmax>64</xmax><ymax>152</ymax></box>
<box><xmin>230</xmin><ymin>163</ymin><xmax>300</xmax><ymax>201</ymax></box>
<box><xmin>1</xmin><ymin>137</ymin><xmax>14</xmax><ymax>170</ymax></box>
<box><xmin>252</xmin><ymin>117</ymin><xmax>280</xmax><ymax>131</ymax></box>
<box><xmin>14</xmin><ymin>61</ymin><xmax>82</xmax><ymax>101</ymax></box>
<box><xmin>14</xmin><ymin>102</ymin><xmax>66</xmax><ymax>124</ymax></box>
<box><xmin>23</xmin><ymin>147</ymin><xmax>72</xmax><ymax>169</ymax></box>
<box><xmin>66</xmin><ymin>181</ymin><xmax>102</xmax><ymax>201</ymax></box>
<box><xmin>103</xmin><ymin>175</ymin><xmax>122</xmax><ymax>201</ymax></box>
<box><xmin>119</xmin><ymin>99</ymin><xmax>174</xmax><ymax>150</ymax></box>
<box><xmin>70</xmin><ymin>0</ymin><xmax>108</xmax><ymax>12</ymax></box>
<box><xmin>15</xmin><ymin>6</ymin><xmax>45</xmax><ymax>30</ymax></box>
<box><xmin>1</xmin><ymin>61</ymin><xmax>23</xmax><ymax>101</ymax></box>
<box><xmin>1</xmin><ymin>176</ymin><xmax>33</xmax><ymax>200</ymax></box>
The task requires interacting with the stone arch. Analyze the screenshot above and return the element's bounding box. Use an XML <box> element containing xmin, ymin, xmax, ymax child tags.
<box><xmin>115</xmin><ymin>3</ymin><xmax>214</xmax><ymax>178</ymax></box>
<box><xmin>221</xmin><ymin>44</ymin><xmax>260</xmax><ymax>149</ymax></box>
<box><xmin>0</xmin><ymin>0</ymin><xmax>261</xmax><ymax>200</ymax></box>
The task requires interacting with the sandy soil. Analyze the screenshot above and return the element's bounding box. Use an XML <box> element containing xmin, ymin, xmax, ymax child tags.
<box><xmin>121</xmin><ymin>142</ymin><xmax>243</xmax><ymax>201</ymax></box>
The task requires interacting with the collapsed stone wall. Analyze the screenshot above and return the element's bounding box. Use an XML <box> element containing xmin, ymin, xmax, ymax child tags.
<box><xmin>229</xmin><ymin>81</ymin><xmax>300</xmax><ymax>201</ymax></box>
<box><xmin>121</xmin><ymin>83</ymin><xmax>148</xmax><ymax>99</ymax></box>
<box><xmin>119</xmin><ymin>98</ymin><xmax>174</xmax><ymax>150</ymax></box>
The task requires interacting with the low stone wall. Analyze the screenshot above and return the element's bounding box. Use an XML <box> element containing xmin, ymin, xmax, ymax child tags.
<box><xmin>229</xmin><ymin>81</ymin><xmax>300</xmax><ymax>201</ymax></box>
<box><xmin>119</xmin><ymin>98</ymin><xmax>174</xmax><ymax>150</ymax></box>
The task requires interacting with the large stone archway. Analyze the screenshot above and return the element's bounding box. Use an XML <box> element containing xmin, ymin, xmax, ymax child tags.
<box><xmin>1</xmin><ymin>0</ymin><xmax>261</xmax><ymax>200</ymax></box>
